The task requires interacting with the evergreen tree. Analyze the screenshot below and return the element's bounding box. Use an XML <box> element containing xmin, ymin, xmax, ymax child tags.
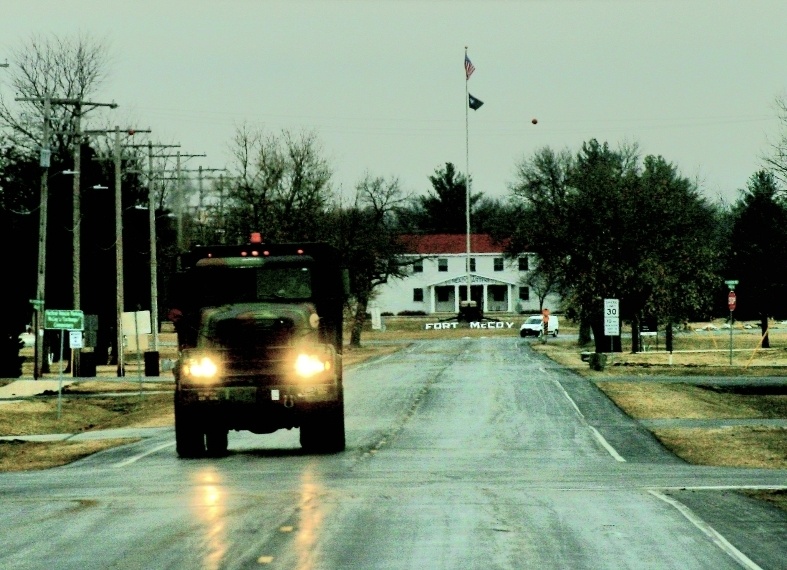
<box><xmin>726</xmin><ymin>170</ymin><xmax>787</xmax><ymax>347</ymax></box>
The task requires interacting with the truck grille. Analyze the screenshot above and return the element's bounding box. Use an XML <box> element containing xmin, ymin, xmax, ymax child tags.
<box><xmin>210</xmin><ymin>318</ymin><xmax>296</xmax><ymax>381</ymax></box>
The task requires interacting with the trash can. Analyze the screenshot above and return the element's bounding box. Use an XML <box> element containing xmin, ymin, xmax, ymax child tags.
<box><xmin>588</xmin><ymin>352</ymin><xmax>607</xmax><ymax>371</ymax></box>
<box><xmin>77</xmin><ymin>351</ymin><xmax>97</xmax><ymax>377</ymax></box>
<box><xmin>144</xmin><ymin>351</ymin><xmax>160</xmax><ymax>377</ymax></box>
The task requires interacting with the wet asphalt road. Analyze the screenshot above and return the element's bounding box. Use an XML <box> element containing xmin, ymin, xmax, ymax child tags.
<box><xmin>1</xmin><ymin>337</ymin><xmax>786</xmax><ymax>569</ymax></box>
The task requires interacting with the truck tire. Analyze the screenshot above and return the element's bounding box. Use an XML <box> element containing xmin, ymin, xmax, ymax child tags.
<box><xmin>300</xmin><ymin>402</ymin><xmax>346</xmax><ymax>453</ymax></box>
<box><xmin>175</xmin><ymin>401</ymin><xmax>205</xmax><ymax>458</ymax></box>
<box><xmin>205</xmin><ymin>428</ymin><xmax>229</xmax><ymax>456</ymax></box>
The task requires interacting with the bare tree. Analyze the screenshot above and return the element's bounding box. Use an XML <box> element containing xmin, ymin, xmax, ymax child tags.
<box><xmin>0</xmin><ymin>33</ymin><xmax>111</xmax><ymax>157</ymax></box>
<box><xmin>764</xmin><ymin>95</ymin><xmax>787</xmax><ymax>186</ymax></box>
<box><xmin>332</xmin><ymin>174</ymin><xmax>411</xmax><ymax>347</ymax></box>
<box><xmin>222</xmin><ymin>124</ymin><xmax>332</xmax><ymax>243</ymax></box>
<box><xmin>521</xmin><ymin>268</ymin><xmax>559</xmax><ymax>313</ymax></box>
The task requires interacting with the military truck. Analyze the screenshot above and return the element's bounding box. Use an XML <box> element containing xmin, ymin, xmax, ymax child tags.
<box><xmin>169</xmin><ymin>236</ymin><xmax>348</xmax><ymax>457</ymax></box>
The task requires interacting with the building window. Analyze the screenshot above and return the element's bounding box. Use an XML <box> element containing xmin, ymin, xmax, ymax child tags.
<box><xmin>413</xmin><ymin>259</ymin><xmax>423</xmax><ymax>273</ymax></box>
<box><xmin>493</xmin><ymin>257</ymin><xmax>504</xmax><ymax>271</ymax></box>
<box><xmin>413</xmin><ymin>288</ymin><xmax>424</xmax><ymax>302</ymax></box>
<box><xmin>519</xmin><ymin>287</ymin><xmax>530</xmax><ymax>301</ymax></box>
<box><xmin>436</xmin><ymin>287</ymin><xmax>450</xmax><ymax>302</ymax></box>
<box><xmin>518</xmin><ymin>256</ymin><xmax>529</xmax><ymax>271</ymax></box>
<box><xmin>438</xmin><ymin>258</ymin><xmax>448</xmax><ymax>272</ymax></box>
<box><xmin>466</xmin><ymin>257</ymin><xmax>476</xmax><ymax>272</ymax></box>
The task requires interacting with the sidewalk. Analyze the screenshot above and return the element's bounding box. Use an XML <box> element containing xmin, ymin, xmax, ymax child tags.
<box><xmin>0</xmin><ymin>376</ymin><xmax>174</xmax><ymax>443</ymax></box>
<box><xmin>1</xmin><ymin>372</ymin><xmax>174</xmax><ymax>401</ymax></box>
<box><xmin>0</xmin><ymin>380</ymin><xmax>74</xmax><ymax>400</ymax></box>
<box><xmin>0</xmin><ymin>426</ymin><xmax>171</xmax><ymax>442</ymax></box>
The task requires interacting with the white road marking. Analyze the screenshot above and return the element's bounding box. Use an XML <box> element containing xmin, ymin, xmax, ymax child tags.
<box><xmin>113</xmin><ymin>441</ymin><xmax>175</xmax><ymax>468</ymax></box>
<box><xmin>588</xmin><ymin>426</ymin><xmax>627</xmax><ymax>463</ymax></box>
<box><xmin>553</xmin><ymin>378</ymin><xmax>627</xmax><ymax>462</ymax></box>
<box><xmin>656</xmin><ymin>485</ymin><xmax>787</xmax><ymax>492</ymax></box>
<box><xmin>649</xmin><ymin>490</ymin><xmax>764</xmax><ymax>570</ymax></box>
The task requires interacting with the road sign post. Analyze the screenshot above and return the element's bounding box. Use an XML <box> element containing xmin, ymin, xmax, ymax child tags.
<box><xmin>43</xmin><ymin>309</ymin><xmax>84</xmax><ymax>418</ymax></box>
<box><xmin>727</xmin><ymin>289</ymin><xmax>737</xmax><ymax>365</ymax></box>
<box><xmin>724</xmin><ymin>281</ymin><xmax>738</xmax><ymax>365</ymax></box>
<box><xmin>604</xmin><ymin>299</ymin><xmax>620</xmax><ymax>361</ymax></box>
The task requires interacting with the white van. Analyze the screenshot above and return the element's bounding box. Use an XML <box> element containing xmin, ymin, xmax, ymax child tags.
<box><xmin>519</xmin><ymin>314</ymin><xmax>559</xmax><ymax>337</ymax></box>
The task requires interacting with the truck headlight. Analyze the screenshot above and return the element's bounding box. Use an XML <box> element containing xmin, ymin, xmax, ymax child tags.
<box><xmin>294</xmin><ymin>353</ymin><xmax>332</xmax><ymax>378</ymax></box>
<box><xmin>182</xmin><ymin>356</ymin><xmax>220</xmax><ymax>383</ymax></box>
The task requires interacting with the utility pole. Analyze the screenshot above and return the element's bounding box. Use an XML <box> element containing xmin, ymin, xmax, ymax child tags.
<box><xmin>124</xmin><ymin>142</ymin><xmax>181</xmax><ymax>352</ymax></box>
<box><xmin>151</xmin><ymin>164</ymin><xmax>224</xmax><ymax>248</ymax></box>
<box><xmin>157</xmin><ymin>151</ymin><xmax>206</xmax><ymax>253</ymax></box>
<box><xmin>69</xmin><ymin>100</ymin><xmax>117</xmax><ymax>313</ymax></box>
<box><xmin>85</xmin><ymin>126</ymin><xmax>151</xmax><ymax>377</ymax></box>
<box><xmin>69</xmin><ymin>99</ymin><xmax>117</xmax><ymax>376</ymax></box>
<box><xmin>177</xmin><ymin>152</ymin><xmax>206</xmax><ymax>252</ymax></box>
<box><xmin>15</xmin><ymin>94</ymin><xmax>106</xmax><ymax>378</ymax></box>
<box><xmin>33</xmin><ymin>97</ymin><xmax>51</xmax><ymax>379</ymax></box>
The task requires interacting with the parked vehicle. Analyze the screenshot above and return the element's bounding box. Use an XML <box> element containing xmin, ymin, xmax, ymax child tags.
<box><xmin>519</xmin><ymin>315</ymin><xmax>559</xmax><ymax>337</ymax></box>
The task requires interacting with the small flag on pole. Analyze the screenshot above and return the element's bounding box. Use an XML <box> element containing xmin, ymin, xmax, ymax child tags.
<box><xmin>468</xmin><ymin>94</ymin><xmax>484</xmax><ymax>110</ymax></box>
<box><xmin>464</xmin><ymin>55</ymin><xmax>475</xmax><ymax>80</ymax></box>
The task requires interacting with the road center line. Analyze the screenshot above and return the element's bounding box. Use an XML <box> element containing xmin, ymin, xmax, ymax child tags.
<box><xmin>113</xmin><ymin>441</ymin><xmax>175</xmax><ymax>468</ymax></box>
<box><xmin>649</xmin><ymin>491</ymin><xmax>764</xmax><ymax>570</ymax></box>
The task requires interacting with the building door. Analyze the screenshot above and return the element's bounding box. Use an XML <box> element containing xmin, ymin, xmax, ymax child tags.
<box><xmin>434</xmin><ymin>286</ymin><xmax>454</xmax><ymax>312</ymax></box>
<box><xmin>459</xmin><ymin>285</ymin><xmax>484</xmax><ymax>312</ymax></box>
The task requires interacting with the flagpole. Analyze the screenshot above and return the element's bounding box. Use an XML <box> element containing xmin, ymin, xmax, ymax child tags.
<box><xmin>464</xmin><ymin>46</ymin><xmax>471</xmax><ymax>308</ymax></box>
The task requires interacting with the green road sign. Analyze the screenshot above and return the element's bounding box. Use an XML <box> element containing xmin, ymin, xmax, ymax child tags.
<box><xmin>44</xmin><ymin>309</ymin><xmax>84</xmax><ymax>331</ymax></box>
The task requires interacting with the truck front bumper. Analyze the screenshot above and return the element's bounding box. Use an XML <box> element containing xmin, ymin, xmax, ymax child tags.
<box><xmin>178</xmin><ymin>382</ymin><xmax>340</xmax><ymax>406</ymax></box>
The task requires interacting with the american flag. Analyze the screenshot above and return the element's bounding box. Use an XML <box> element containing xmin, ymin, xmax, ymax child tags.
<box><xmin>464</xmin><ymin>55</ymin><xmax>475</xmax><ymax>80</ymax></box>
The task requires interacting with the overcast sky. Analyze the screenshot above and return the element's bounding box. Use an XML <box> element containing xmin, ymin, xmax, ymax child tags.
<box><xmin>3</xmin><ymin>0</ymin><xmax>786</xmax><ymax>204</ymax></box>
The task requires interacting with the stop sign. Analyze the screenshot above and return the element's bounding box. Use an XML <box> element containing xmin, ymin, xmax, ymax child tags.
<box><xmin>728</xmin><ymin>291</ymin><xmax>737</xmax><ymax>311</ymax></box>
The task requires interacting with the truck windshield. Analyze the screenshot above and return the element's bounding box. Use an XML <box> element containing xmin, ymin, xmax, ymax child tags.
<box><xmin>192</xmin><ymin>265</ymin><xmax>313</xmax><ymax>306</ymax></box>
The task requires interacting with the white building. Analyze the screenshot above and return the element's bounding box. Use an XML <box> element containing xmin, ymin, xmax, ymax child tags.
<box><xmin>373</xmin><ymin>234</ymin><xmax>561</xmax><ymax>316</ymax></box>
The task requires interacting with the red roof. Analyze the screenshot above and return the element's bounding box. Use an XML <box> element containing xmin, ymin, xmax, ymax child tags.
<box><xmin>399</xmin><ymin>234</ymin><xmax>509</xmax><ymax>255</ymax></box>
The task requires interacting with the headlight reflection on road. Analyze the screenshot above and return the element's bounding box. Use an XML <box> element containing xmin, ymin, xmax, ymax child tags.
<box><xmin>295</xmin><ymin>466</ymin><xmax>325</xmax><ymax>570</ymax></box>
<box><xmin>191</xmin><ymin>468</ymin><xmax>228</xmax><ymax>570</ymax></box>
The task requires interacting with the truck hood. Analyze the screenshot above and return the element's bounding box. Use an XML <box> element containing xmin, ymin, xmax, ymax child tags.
<box><xmin>198</xmin><ymin>302</ymin><xmax>319</xmax><ymax>349</ymax></box>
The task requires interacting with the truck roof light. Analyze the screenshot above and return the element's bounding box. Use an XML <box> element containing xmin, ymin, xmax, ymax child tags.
<box><xmin>251</xmin><ymin>250</ymin><xmax>259</xmax><ymax>257</ymax></box>
<box><xmin>297</xmin><ymin>248</ymin><xmax>304</xmax><ymax>255</ymax></box>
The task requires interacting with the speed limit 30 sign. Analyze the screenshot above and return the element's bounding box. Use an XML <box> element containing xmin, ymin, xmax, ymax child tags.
<box><xmin>604</xmin><ymin>299</ymin><xmax>620</xmax><ymax>336</ymax></box>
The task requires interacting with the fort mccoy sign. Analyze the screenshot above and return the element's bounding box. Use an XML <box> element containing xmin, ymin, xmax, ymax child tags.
<box><xmin>424</xmin><ymin>321</ymin><xmax>515</xmax><ymax>330</ymax></box>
